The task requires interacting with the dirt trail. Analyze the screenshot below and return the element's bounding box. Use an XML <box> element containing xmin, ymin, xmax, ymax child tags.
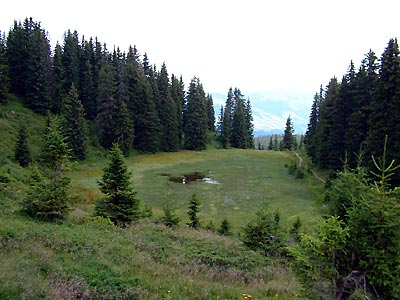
<box><xmin>295</xmin><ymin>152</ymin><xmax>303</xmax><ymax>168</ymax></box>
<box><xmin>295</xmin><ymin>152</ymin><xmax>326</xmax><ymax>184</ymax></box>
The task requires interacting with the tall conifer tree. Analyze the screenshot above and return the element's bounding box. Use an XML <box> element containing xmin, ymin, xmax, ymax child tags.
<box><xmin>171</xmin><ymin>74</ymin><xmax>185</xmax><ymax>147</ymax></box>
<box><xmin>52</xmin><ymin>43</ymin><xmax>65</xmax><ymax>113</ymax></box>
<box><xmin>345</xmin><ymin>51</ymin><xmax>378</xmax><ymax>166</ymax></box>
<box><xmin>282</xmin><ymin>116</ymin><xmax>295</xmax><ymax>150</ymax></box>
<box><xmin>367</xmin><ymin>38</ymin><xmax>400</xmax><ymax>183</ymax></box>
<box><xmin>245</xmin><ymin>99</ymin><xmax>254</xmax><ymax>148</ymax></box>
<box><xmin>79</xmin><ymin>37</ymin><xmax>96</xmax><ymax>120</ymax></box>
<box><xmin>95</xmin><ymin>143</ymin><xmax>141</xmax><ymax>225</ymax></box>
<box><xmin>6</xmin><ymin>20</ymin><xmax>29</xmax><ymax>97</ymax></box>
<box><xmin>157</xmin><ymin>63</ymin><xmax>179</xmax><ymax>151</ymax></box>
<box><xmin>0</xmin><ymin>30</ymin><xmax>9</xmax><ymax>103</ymax></box>
<box><xmin>206</xmin><ymin>94</ymin><xmax>215</xmax><ymax>132</ymax></box>
<box><xmin>6</xmin><ymin>18</ymin><xmax>52</xmax><ymax>112</ymax></box>
<box><xmin>305</xmin><ymin>92</ymin><xmax>321</xmax><ymax>161</ymax></box>
<box><xmin>96</xmin><ymin>59</ymin><xmax>134</xmax><ymax>154</ymax></box>
<box><xmin>184</xmin><ymin>77</ymin><xmax>208</xmax><ymax>150</ymax></box>
<box><xmin>231</xmin><ymin>88</ymin><xmax>248</xmax><ymax>148</ymax></box>
<box><xmin>318</xmin><ymin>77</ymin><xmax>341</xmax><ymax>168</ymax></box>
<box><xmin>15</xmin><ymin>123</ymin><xmax>31</xmax><ymax>167</ymax></box>
<box><xmin>26</xmin><ymin>21</ymin><xmax>53</xmax><ymax>113</ymax></box>
<box><xmin>62</xmin><ymin>84</ymin><xmax>86</xmax><ymax>160</ymax></box>
<box><xmin>62</xmin><ymin>30</ymin><xmax>80</xmax><ymax>95</ymax></box>
<box><xmin>126</xmin><ymin>47</ymin><xmax>160</xmax><ymax>152</ymax></box>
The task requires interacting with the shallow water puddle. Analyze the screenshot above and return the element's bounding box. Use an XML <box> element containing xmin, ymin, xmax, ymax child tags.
<box><xmin>159</xmin><ymin>172</ymin><xmax>220</xmax><ymax>184</ymax></box>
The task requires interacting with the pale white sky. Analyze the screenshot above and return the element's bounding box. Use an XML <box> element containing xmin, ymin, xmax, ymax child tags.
<box><xmin>1</xmin><ymin>0</ymin><xmax>399</xmax><ymax>95</ymax></box>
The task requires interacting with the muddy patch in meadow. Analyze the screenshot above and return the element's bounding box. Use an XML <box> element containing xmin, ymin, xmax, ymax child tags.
<box><xmin>159</xmin><ymin>172</ymin><xmax>220</xmax><ymax>184</ymax></box>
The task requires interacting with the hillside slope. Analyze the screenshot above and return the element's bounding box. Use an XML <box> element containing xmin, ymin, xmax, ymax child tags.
<box><xmin>0</xmin><ymin>95</ymin><xmax>325</xmax><ymax>299</ymax></box>
<box><xmin>0</xmin><ymin>205</ymin><xmax>302</xmax><ymax>299</ymax></box>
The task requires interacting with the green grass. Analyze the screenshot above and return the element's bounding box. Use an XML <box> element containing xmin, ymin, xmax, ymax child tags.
<box><xmin>0</xmin><ymin>95</ymin><xmax>328</xmax><ymax>299</ymax></box>
<box><xmin>0</xmin><ymin>209</ymin><xmax>302</xmax><ymax>299</ymax></box>
<box><xmin>71</xmin><ymin>149</ymin><xmax>326</xmax><ymax>233</ymax></box>
<box><xmin>0</xmin><ymin>94</ymin><xmax>46</xmax><ymax>167</ymax></box>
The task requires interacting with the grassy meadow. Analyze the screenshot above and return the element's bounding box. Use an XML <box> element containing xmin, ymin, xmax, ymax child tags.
<box><xmin>0</xmin><ymin>96</ymin><xmax>328</xmax><ymax>299</ymax></box>
<box><xmin>70</xmin><ymin>148</ymin><xmax>326</xmax><ymax>233</ymax></box>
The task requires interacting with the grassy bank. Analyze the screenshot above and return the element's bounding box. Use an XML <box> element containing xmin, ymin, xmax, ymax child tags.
<box><xmin>0</xmin><ymin>208</ymin><xmax>303</xmax><ymax>300</ymax></box>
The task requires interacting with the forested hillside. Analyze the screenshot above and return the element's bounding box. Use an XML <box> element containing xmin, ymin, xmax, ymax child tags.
<box><xmin>0</xmin><ymin>17</ymin><xmax>254</xmax><ymax>157</ymax></box>
<box><xmin>305</xmin><ymin>39</ymin><xmax>400</xmax><ymax>182</ymax></box>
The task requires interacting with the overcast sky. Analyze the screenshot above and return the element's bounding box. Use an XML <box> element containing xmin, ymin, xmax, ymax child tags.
<box><xmin>1</xmin><ymin>0</ymin><xmax>399</xmax><ymax>95</ymax></box>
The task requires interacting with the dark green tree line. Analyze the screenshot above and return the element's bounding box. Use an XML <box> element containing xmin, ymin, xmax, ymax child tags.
<box><xmin>3</xmin><ymin>17</ymin><xmax>216</xmax><ymax>156</ymax></box>
<box><xmin>305</xmin><ymin>38</ymin><xmax>400</xmax><ymax>183</ymax></box>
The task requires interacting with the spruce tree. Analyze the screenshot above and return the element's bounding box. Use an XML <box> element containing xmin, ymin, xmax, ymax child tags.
<box><xmin>23</xmin><ymin>116</ymin><xmax>72</xmax><ymax>220</ymax></box>
<box><xmin>126</xmin><ymin>49</ymin><xmax>160</xmax><ymax>152</ymax></box>
<box><xmin>25</xmin><ymin>21</ymin><xmax>53</xmax><ymax>113</ymax></box>
<box><xmin>161</xmin><ymin>203</ymin><xmax>180</xmax><ymax>227</ymax></box>
<box><xmin>304</xmin><ymin>93</ymin><xmax>321</xmax><ymax>161</ymax></box>
<box><xmin>95</xmin><ymin>143</ymin><xmax>141</xmax><ymax>225</ymax></box>
<box><xmin>79</xmin><ymin>37</ymin><xmax>96</xmax><ymax>120</ymax></box>
<box><xmin>220</xmin><ymin>88</ymin><xmax>234</xmax><ymax>148</ymax></box>
<box><xmin>206</xmin><ymin>93</ymin><xmax>215</xmax><ymax>131</ymax></box>
<box><xmin>242</xmin><ymin>208</ymin><xmax>283</xmax><ymax>255</ymax></box>
<box><xmin>318</xmin><ymin>77</ymin><xmax>341</xmax><ymax>168</ymax></box>
<box><xmin>171</xmin><ymin>74</ymin><xmax>185</xmax><ymax>147</ymax></box>
<box><xmin>6</xmin><ymin>18</ymin><xmax>52</xmax><ymax>112</ymax></box>
<box><xmin>268</xmin><ymin>136</ymin><xmax>273</xmax><ymax>150</ymax></box>
<box><xmin>41</xmin><ymin>115</ymin><xmax>71</xmax><ymax>172</ymax></box>
<box><xmin>52</xmin><ymin>43</ymin><xmax>65</xmax><ymax>113</ymax></box>
<box><xmin>217</xmin><ymin>105</ymin><xmax>228</xmax><ymax>148</ymax></box>
<box><xmin>62</xmin><ymin>30</ymin><xmax>80</xmax><ymax>95</ymax></box>
<box><xmin>0</xmin><ymin>30</ymin><xmax>9</xmax><ymax>103</ymax></box>
<box><xmin>187</xmin><ymin>193</ymin><xmax>200</xmax><ymax>229</ymax></box>
<box><xmin>96</xmin><ymin>60</ymin><xmax>116</xmax><ymax>149</ymax></box>
<box><xmin>218</xmin><ymin>218</ymin><xmax>232</xmax><ymax>236</ymax></box>
<box><xmin>345</xmin><ymin>50</ymin><xmax>378</xmax><ymax>167</ymax></box>
<box><xmin>22</xmin><ymin>164</ymin><xmax>71</xmax><ymax>220</ymax></box>
<box><xmin>6</xmin><ymin>20</ymin><xmax>29</xmax><ymax>97</ymax></box>
<box><xmin>282</xmin><ymin>116</ymin><xmax>294</xmax><ymax>150</ymax></box>
<box><xmin>15</xmin><ymin>123</ymin><xmax>31</xmax><ymax>167</ymax></box>
<box><xmin>245</xmin><ymin>99</ymin><xmax>254</xmax><ymax>148</ymax></box>
<box><xmin>113</xmin><ymin>50</ymin><xmax>134</xmax><ymax>154</ymax></box>
<box><xmin>157</xmin><ymin>63</ymin><xmax>179</xmax><ymax>151</ymax></box>
<box><xmin>184</xmin><ymin>77</ymin><xmax>208</xmax><ymax>150</ymax></box>
<box><xmin>96</xmin><ymin>60</ymin><xmax>134</xmax><ymax>154</ymax></box>
<box><xmin>62</xmin><ymin>83</ymin><xmax>86</xmax><ymax>160</ymax></box>
<box><xmin>367</xmin><ymin>38</ymin><xmax>400</xmax><ymax>183</ymax></box>
<box><xmin>273</xmin><ymin>135</ymin><xmax>279</xmax><ymax>151</ymax></box>
<box><xmin>231</xmin><ymin>88</ymin><xmax>248</xmax><ymax>148</ymax></box>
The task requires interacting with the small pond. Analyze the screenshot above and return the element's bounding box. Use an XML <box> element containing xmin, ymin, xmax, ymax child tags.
<box><xmin>159</xmin><ymin>172</ymin><xmax>220</xmax><ymax>184</ymax></box>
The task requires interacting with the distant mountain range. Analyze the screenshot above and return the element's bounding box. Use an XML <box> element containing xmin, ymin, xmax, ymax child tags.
<box><xmin>211</xmin><ymin>89</ymin><xmax>315</xmax><ymax>136</ymax></box>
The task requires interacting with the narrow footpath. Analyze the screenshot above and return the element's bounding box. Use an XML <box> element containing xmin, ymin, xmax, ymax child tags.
<box><xmin>295</xmin><ymin>152</ymin><xmax>326</xmax><ymax>184</ymax></box>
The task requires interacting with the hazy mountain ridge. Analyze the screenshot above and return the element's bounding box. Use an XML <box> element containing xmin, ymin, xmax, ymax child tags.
<box><xmin>212</xmin><ymin>89</ymin><xmax>314</xmax><ymax>136</ymax></box>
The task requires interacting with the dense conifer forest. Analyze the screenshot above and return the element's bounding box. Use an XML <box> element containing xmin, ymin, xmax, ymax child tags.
<box><xmin>304</xmin><ymin>39</ymin><xmax>400</xmax><ymax>183</ymax></box>
<box><xmin>0</xmin><ymin>17</ymin><xmax>254</xmax><ymax>155</ymax></box>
